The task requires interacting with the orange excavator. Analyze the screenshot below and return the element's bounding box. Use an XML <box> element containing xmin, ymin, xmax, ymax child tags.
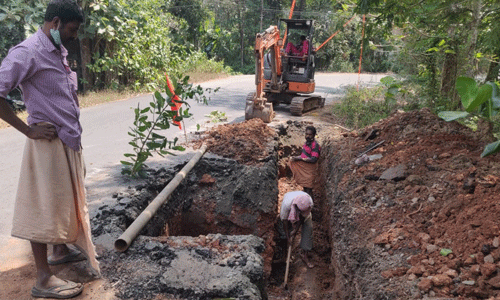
<box><xmin>245</xmin><ymin>18</ymin><xmax>325</xmax><ymax>122</ymax></box>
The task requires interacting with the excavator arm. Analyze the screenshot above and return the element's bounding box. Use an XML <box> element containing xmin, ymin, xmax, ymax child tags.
<box><xmin>245</xmin><ymin>26</ymin><xmax>283</xmax><ymax>123</ymax></box>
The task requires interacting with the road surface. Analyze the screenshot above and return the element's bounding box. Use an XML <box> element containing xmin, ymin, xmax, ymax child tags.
<box><xmin>0</xmin><ymin>72</ymin><xmax>385</xmax><ymax>271</ymax></box>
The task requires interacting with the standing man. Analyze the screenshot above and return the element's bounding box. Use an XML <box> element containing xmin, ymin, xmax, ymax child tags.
<box><xmin>280</xmin><ymin>190</ymin><xmax>314</xmax><ymax>268</ymax></box>
<box><xmin>0</xmin><ymin>0</ymin><xmax>99</xmax><ymax>298</ymax></box>
<box><xmin>289</xmin><ymin>125</ymin><xmax>320</xmax><ymax>198</ymax></box>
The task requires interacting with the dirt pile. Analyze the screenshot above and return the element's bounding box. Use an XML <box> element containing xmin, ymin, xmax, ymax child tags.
<box><xmin>193</xmin><ymin>118</ymin><xmax>276</xmax><ymax>164</ymax></box>
<box><xmin>321</xmin><ymin>108</ymin><xmax>500</xmax><ymax>299</ymax></box>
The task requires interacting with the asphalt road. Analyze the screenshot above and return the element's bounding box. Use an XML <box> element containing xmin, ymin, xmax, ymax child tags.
<box><xmin>0</xmin><ymin>72</ymin><xmax>385</xmax><ymax>270</ymax></box>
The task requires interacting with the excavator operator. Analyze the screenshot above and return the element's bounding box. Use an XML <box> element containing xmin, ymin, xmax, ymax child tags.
<box><xmin>285</xmin><ymin>35</ymin><xmax>309</xmax><ymax>57</ymax></box>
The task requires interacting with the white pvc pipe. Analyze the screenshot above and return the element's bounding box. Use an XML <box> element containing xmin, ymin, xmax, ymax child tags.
<box><xmin>114</xmin><ymin>145</ymin><xmax>207</xmax><ymax>252</ymax></box>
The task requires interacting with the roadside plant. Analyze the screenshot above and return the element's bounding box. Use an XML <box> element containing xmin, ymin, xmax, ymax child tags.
<box><xmin>438</xmin><ymin>77</ymin><xmax>500</xmax><ymax>157</ymax></box>
<box><xmin>205</xmin><ymin>110</ymin><xmax>227</xmax><ymax>123</ymax></box>
<box><xmin>121</xmin><ymin>75</ymin><xmax>215</xmax><ymax>177</ymax></box>
<box><xmin>380</xmin><ymin>76</ymin><xmax>408</xmax><ymax>110</ymax></box>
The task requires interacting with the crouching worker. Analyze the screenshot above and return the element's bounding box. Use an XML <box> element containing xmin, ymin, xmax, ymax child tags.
<box><xmin>289</xmin><ymin>125</ymin><xmax>320</xmax><ymax>198</ymax></box>
<box><xmin>280</xmin><ymin>191</ymin><xmax>314</xmax><ymax>268</ymax></box>
<box><xmin>0</xmin><ymin>0</ymin><xmax>100</xmax><ymax>298</ymax></box>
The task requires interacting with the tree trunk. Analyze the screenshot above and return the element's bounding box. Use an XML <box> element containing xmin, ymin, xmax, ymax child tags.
<box><xmin>465</xmin><ymin>0</ymin><xmax>482</xmax><ymax>78</ymax></box>
<box><xmin>237</xmin><ymin>1</ymin><xmax>245</xmax><ymax>68</ymax></box>
<box><xmin>440</xmin><ymin>45</ymin><xmax>459</xmax><ymax>108</ymax></box>
<box><xmin>485</xmin><ymin>47</ymin><xmax>500</xmax><ymax>82</ymax></box>
<box><xmin>296</xmin><ymin>0</ymin><xmax>306</xmax><ymax>19</ymax></box>
<box><xmin>80</xmin><ymin>37</ymin><xmax>92</xmax><ymax>93</ymax></box>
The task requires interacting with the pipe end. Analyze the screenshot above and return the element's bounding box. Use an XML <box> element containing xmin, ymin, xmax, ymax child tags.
<box><xmin>114</xmin><ymin>238</ymin><xmax>129</xmax><ymax>252</ymax></box>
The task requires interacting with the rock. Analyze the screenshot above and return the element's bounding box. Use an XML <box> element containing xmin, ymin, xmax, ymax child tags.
<box><xmin>417</xmin><ymin>278</ymin><xmax>433</xmax><ymax>292</ymax></box>
<box><xmin>408</xmin><ymin>273</ymin><xmax>417</xmax><ymax>281</ymax></box>
<box><xmin>426</xmin><ymin>244</ymin><xmax>438</xmax><ymax>253</ymax></box>
<box><xmin>408</xmin><ymin>265</ymin><xmax>426</xmax><ymax>276</ymax></box>
<box><xmin>488</xmin><ymin>275</ymin><xmax>500</xmax><ymax>288</ymax></box>
<box><xmin>392</xmin><ymin>267</ymin><xmax>409</xmax><ymax>277</ymax></box>
<box><xmin>417</xmin><ymin>232</ymin><xmax>431</xmax><ymax>243</ymax></box>
<box><xmin>465</xmin><ymin>256</ymin><xmax>477</xmax><ymax>266</ymax></box>
<box><xmin>493</xmin><ymin>237</ymin><xmax>500</xmax><ymax>248</ymax></box>
<box><xmin>485</xmin><ymin>254</ymin><xmax>495</xmax><ymax>264</ymax></box>
<box><xmin>439</xmin><ymin>152</ymin><xmax>452</xmax><ymax>159</ymax></box>
<box><xmin>480</xmin><ymin>263</ymin><xmax>497</xmax><ymax>277</ymax></box>
<box><xmin>355</xmin><ymin>154</ymin><xmax>370</xmax><ymax>165</ymax></box>
<box><xmin>374</xmin><ymin>232</ymin><xmax>390</xmax><ymax>245</ymax></box>
<box><xmin>406</xmin><ymin>175</ymin><xmax>424</xmax><ymax>185</ymax></box>
<box><xmin>482</xmin><ymin>244</ymin><xmax>493</xmax><ymax>255</ymax></box>
<box><xmin>381</xmin><ymin>270</ymin><xmax>394</xmax><ymax>279</ymax></box>
<box><xmin>380</xmin><ymin>165</ymin><xmax>406</xmax><ymax>181</ymax></box>
<box><xmin>432</xmin><ymin>274</ymin><xmax>453</xmax><ymax>286</ymax></box>
<box><xmin>199</xmin><ymin>174</ymin><xmax>216</xmax><ymax>185</ymax></box>
<box><xmin>471</xmin><ymin>265</ymin><xmax>481</xmax><ymax>275</ymax></box>
<box><xmin>368</xmin><ymin>154</ymin><xmax>383</xmax><ymax>161</ymax></box>
<box><xmin>444</xmin><ymin>269</ymin><xmax>459</xmax><ymax>278</ymax></box>
<box><xmin>428</xmin><ymin>196</ymin><xmax>435</xmax><ymax>202</ymax></box>
<box><xmin>462</xmin><ymin>280</ymin><xmax>475</xmax><ymax>286</ymax></box>
<box><xmin>429</xmin><ymin>258</ymin><xmax>435</xmax><ymax>266</ymax></box>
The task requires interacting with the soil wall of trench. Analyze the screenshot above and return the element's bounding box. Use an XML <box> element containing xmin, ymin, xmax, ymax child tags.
<box><xmin>319</xmin><ymin>108</ymin><xmax>500</xmax><ymax>300</ymax></box>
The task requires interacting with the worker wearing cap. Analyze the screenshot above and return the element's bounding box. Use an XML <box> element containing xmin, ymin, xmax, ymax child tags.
<box><xmin>280</xmin><ymin>190</ymin><xmax>314</xmax><ymax>268</ymax></box>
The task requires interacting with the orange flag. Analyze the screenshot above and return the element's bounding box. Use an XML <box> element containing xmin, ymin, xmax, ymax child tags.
<box><xmin>165</xmin><ymin>74</ymin><xmax>182</xmax><ymax>129</ymax></box>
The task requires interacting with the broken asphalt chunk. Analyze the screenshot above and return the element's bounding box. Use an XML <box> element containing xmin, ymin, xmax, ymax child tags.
<box><xmin>380</xmin><ymin>165</ymin><xmax>407</xmax><ymax>181</ymax></box>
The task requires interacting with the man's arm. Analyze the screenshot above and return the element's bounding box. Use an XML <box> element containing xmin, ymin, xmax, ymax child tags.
<box><xmin>292</xmin><ymin>156</ymin><xmax>317</xmax><ymax>163</ymax></box>
<box><xmin>0</xmin><ymin>97</ymin><xmax>57</xmax><ymax>140</ymax></box>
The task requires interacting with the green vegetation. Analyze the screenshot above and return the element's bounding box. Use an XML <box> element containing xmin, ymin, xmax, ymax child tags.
<box><xmin>438</xmin><ymin>77</ymin><xmax>500</xmax><ymax>157</ymax></box>
<box><xmin>121</xmin><ymin>76</ymin><xmax>216</xmax><ymax>177</ymax></box>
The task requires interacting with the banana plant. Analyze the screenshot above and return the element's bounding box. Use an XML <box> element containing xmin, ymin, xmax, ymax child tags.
<box><xmin>438</xmin><ymin>77</ymin><xmax>500</xmax><ymax>157</ymax></box>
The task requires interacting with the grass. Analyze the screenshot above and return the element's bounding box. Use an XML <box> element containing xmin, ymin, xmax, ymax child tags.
<box><xmin>331</xmin><ymin>86</ymin><xmax>391</xmax><ymax>129</ymax></box>
<box><xmin>0</xmin><ymin>72</ymin><xmax>231</xmax><ymax>130</ymax></box>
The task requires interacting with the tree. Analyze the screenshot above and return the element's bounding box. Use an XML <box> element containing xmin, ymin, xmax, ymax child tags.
<box><xmin>356</xmin><ymin>0</ymin><xmax>500</xmax><ymax>108</ymax></box>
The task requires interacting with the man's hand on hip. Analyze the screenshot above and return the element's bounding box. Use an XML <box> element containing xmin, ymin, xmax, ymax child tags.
<box><xmin>27</xmin><ymin>123</ymin><xmax>58</xmax><ymax>140</ymax></box>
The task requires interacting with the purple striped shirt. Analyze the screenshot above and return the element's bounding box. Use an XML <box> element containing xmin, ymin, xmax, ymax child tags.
<box><xmin>0</xmin><ymin>29</ymin><xmax>82</xmax><ymax>151</ymax></box>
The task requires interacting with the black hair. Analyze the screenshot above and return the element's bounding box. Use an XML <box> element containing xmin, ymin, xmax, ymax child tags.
<box><xmin>300</xmin><ymin>35</ymin><xmax>306</xmax><ymax>41</ymax></box>
<box><xmin>305</xmin><ymin>125</ymin><xmax>316</xmax><ymax>136</ymax></box>
<box><xmin>44</xmin><ymin>0</ymin><xmax>84</xmax><ymax>24</ymax></box>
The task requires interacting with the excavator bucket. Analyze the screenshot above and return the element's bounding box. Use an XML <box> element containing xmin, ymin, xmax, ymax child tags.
<box><xmin>245</xmin><ymin>92</ymin><xmax>274</xmax><ymax>123</ymax></box>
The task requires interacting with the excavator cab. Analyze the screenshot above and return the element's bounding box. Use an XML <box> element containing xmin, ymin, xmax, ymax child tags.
<box><xmin>246</xmin><ymin>18</ymin><xmax>324</xmax><ymax>122</ymax></box>
<box><xmin>279</xmin><ymin>19</ymin><xmax>316</xmax><ymax>85</ymax></box>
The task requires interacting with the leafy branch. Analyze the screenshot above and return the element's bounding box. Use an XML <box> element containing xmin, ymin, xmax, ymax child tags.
<box><xmin>121</xmin><ymin>75</ymin><xmax>216</xmax><ymax>177</ymax></box>
<box><xmin>438</xmin><ymin>76</ymin><xmax>500</xmax><ymax>157</ymax></box>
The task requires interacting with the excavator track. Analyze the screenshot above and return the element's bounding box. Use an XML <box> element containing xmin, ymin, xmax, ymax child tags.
<box><xmin>289</xmin><ymin>95</ymin><xmax>325</xmax><ymax>116</ymax></box>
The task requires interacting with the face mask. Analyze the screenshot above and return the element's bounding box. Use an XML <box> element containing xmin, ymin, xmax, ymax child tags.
<box><xmin>50</xmin><ymin>27</ymin><xmax>62</xmax><ymax>46</ymax></box>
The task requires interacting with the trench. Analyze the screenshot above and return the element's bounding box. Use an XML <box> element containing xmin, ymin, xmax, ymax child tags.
<box><xmin>93</xmin><ymin>121</ymin><xmax>338</xmax><ymax>299</ymax></box>
<box><xmin>155</xmin><ymin>124</ymin><xmax>336</xmax><ymax>299</ymax></box>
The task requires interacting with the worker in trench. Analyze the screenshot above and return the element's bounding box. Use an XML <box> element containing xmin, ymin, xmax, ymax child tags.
<box><xmin>280</xmin><ymin>191</ymin><xmax>315</xmax><ymax>269</ymax></box>
<box><xmin>289</xmin><ymin>125</ymin><xmax>320</xmax><ymax>199</ymax></box>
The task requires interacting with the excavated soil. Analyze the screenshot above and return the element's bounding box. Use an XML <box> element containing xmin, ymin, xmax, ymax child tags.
<box><xmin>90</xmin><ymin>118</ymin><xmax>337</xmax><ymax>300</ymax></box>
<box><xmin>5</xmin><ymin>107</ymin><xmax>499</xmax><ymax>300</ymax></box>
<box><xmin>321</xmin><ymin>107</ymin><xmax>500</xmax><ymax>299</ymax></box>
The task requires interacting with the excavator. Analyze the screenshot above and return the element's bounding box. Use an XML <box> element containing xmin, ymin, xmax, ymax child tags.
<box><xmin>245</xmin><ymin>18</ymin><xmax>325</xmax><ymax>122</ymax></box>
